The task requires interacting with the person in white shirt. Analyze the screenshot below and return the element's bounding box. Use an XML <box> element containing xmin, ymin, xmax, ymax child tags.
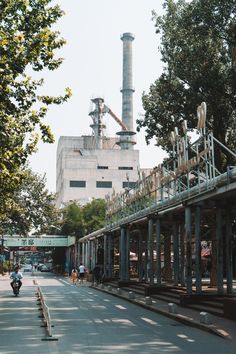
<box><xmin>78</xmin><ymin>263</ymin><xmax>85</xmax><ymax>284</ymax></box>
<box><xmin>10</xmin><ymin>265</ymin><xmax>23</xmax><ymax>290</ymax></box>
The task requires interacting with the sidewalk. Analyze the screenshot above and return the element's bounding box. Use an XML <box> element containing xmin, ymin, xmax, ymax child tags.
<box><xmin>90</xmin><ymin>282</ymin><xmax>236</xmax><ymax>343</ymax></box>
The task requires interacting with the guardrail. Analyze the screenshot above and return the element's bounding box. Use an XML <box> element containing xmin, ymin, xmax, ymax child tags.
<box><xmin>36</xmin><ymin>286</ymin><xmax>57</xmax><ymax>341</ymax></box>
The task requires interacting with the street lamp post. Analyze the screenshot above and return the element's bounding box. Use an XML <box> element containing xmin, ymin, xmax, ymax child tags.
<box><xmin>0</xmin><ymin>233</ymin><xmax>4</xmax><ymax>275</ymax></box>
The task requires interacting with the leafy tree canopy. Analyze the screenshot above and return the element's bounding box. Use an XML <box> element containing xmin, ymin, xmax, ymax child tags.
<box><xmin>83</xmin><ymin>199</ymin><xmax>106</xmax><ymax>235</ymax></box>
<box><xmin>0</xmin><ymin>168</ymin><xmax>59</xmax><ymax>235</ymax></box>
<box><xmin>137</xmin><ymin>0</ymin><xmax>236</xmax><ymax>170</ymax></box>
<box><xmin>60</xmin><ymin>199</ymin><xmax>106</xmax><ymax>239</ymax></box>
<box><xmin>0</xmin><ymin>0</ymin><xmax>72</xmax><ymax>214</ymax></box>
<box><xmin>61</xmin><ymin>202</ymin><xmax>85</xmax><ymax>239</ymax></box>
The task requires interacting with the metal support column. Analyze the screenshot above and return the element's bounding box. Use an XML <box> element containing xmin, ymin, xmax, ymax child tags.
<box><xmin>156</xmin><ymin>217</ymin><xmax>161</xmax><ymax>286</ymax></box>
<box><xmin>180</xmin><ymin>223</ymin><xmax>185</xmax><ymax>286</ymax></box>
<box><xmin>95</xmin><ymin>240</ymin><xmax>97</xmax><ymax>267</ymax></box>
<box><xmin>148</xmin><ymin>218</ymin><xmax>154</xmax><ymax>285</ymax></box>
<box><xmin>77</xmin><ymin>242</ymin><xmax>81</xmax><ymax>266</ymax></box>
<box><xmin>163</xmin><ymin>234</ymin><xmax>172</xmax><ymax>281</ymax></box>
<box><xmin>103</xmin><ymin>234</ymin><xmax>108</xmax><ymax>278</ymax></box>
<box><xmin>195</xmin><ymin>206</ymin><xmax>202</xmax><ymax>294</ymax></box>
<box><xmin>216</xmin><ymin>207</ymin><xmax>224</xmax><ymax>294</ymax></box>
<box><xmin>126</xmin><ymin>228</ymin><xmax>130</xmax><ymax>281</ymax></box>
<box><xmin>82</xmin><ymin>243</ymin><xmax>85</xmax><ymax>265</ymax></box>
<box><xmin>138</xmin><ymin>230</ymin><xmax>143</xmax><ymax>282</ymax></box>
<box><xmin>173</xmin><ymin>220</ymin><xmax>179</xmax><ymax>286</ymax></box>
<box><xmin>107</xmin><ymin>234</ymin><xmax>113</xmax><ymax>278</ymax></box>
<box><xmin>120</xmin><ymin>226</ymin><xmax>129</xmax><ymax>281</ymax></box>
<box><xmin>185</xmin><ymin>206</ymin><xmax>192</xmax><ymax>294</ymax></box>
<box><xmin>144</xmin><ymin>227</ymin><xmax>148</xmax><ymax>282</ymax></box>
<box><xmin>85</xmin><ymin>242</ymin><xmax>89</xmax><ymax>270</ymax></box>
<box><xmin>90</xmin><ymin>240</ymin><xmax>96</xmax><ymax>271</ymax></box>
<box><xmin>226</xmin><ymin>208</ymin><xmax>233</xmax><ymax>294</ymax></box>
<box><xmin>89</xmin><ymin>241</ymin><xmax>92</xmax><ymax>270</ymax></box>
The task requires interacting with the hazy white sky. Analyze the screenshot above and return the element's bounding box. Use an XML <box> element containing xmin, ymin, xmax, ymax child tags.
<box><xmin>29</xmin><ymin>0</ymin><xmax>168</xmax><ymax>192</ymax></box>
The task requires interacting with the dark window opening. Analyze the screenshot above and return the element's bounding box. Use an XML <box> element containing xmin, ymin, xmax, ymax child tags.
<box><xmin>70</xmin><ymin>180</ymin><xmax>86</xmax><ymax>188</ymax></box>
<box><xmin>123</xmin><ymin>181</ymin><xmax>136</xmax><ymax>189</ymax></box>
<box><xmin>97</xmin><ymin>166</ymin><xmax>108</xmax><ymax>169</ymax></box>
<box><xmin>96</xmin><ymin>181</ymin><xmax>112</xmax><ymax>188</ymax></box>
<box><xmin>118</xmin><ymin>166</ymin><xmax>133</xmax><ymax>170</ymax></box>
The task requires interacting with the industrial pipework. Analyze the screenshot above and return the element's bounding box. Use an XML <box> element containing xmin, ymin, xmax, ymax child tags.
<box><xmin>89</xmin><ymin>33</ymin><xmax>136</xmax><ymax>150</ymax></box>
<box><xmin>89</xmin><ymin>97</ymin><xmax>106</xmax><ymax>149</ymax></box>
<box><xmin>89</xmin><ymin>97</ymin><xmax>128</xmax><ymax>149</ymax></box>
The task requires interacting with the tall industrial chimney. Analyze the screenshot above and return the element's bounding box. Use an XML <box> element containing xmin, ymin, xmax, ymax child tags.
<box><xmin>116</xmin><ymin>32</ymin><xmax>136</xmax><ymax>150</ymax></box>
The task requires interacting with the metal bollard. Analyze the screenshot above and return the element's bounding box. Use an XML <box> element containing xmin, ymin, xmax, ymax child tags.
<box><xmin>200</xmin><ymin>312</ymin><xmax>211</xmax><ymax>324</ymax></box>
<box><xmin>100</xmin><ymin>283</ymin><xmax>104</xmax><ymax>289</ymax></box>
<box><xmin>117</xmin><ymin>288</ymin><xmax>122</xmax><ymax>295</ymax></box>
<box><xmin>129</xmin><ymin>291</ymin><xmax>135</xmax><ymax>300</ymax></box>
<box><xmin>145</xmin><ymin>296</ymin><xmax>152</xmax><ymax>305</ymax></box>
<box><xmin>107</xmin><ymin>285</ymin><xmax>112</xmax><ymax>291</ymax></box>
<box><xmin>168</xmin><ymin>303</ymin><xmax>177</xmax><ymax>314</ymax></box>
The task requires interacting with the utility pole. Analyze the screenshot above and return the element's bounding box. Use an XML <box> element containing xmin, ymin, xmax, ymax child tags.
<box><xmin>0</xmin><ymin>232</ymin><xmax>4</xmax><ymax>275</ymax></box>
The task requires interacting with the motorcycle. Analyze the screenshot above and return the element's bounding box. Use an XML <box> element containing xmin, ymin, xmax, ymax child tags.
<box><xmin>12</xmin><ymin>279</ymin><xmax>20</xmax><ymax>296</ymax></box>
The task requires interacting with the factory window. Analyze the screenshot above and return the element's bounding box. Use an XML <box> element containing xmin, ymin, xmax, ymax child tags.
<box><xmin>97</xmin><ymin>166</ymin><xmax>108</xmax><ymax>169</ymax></box>
<box><xmin>70</xmin><ymin>180</ymin><xmax>86</xmax><ymax>188</ymax></box>
<box><xmin>96</xmin><ymin>181</ymin><xmax>112</xmax><ymax>188</ymax></box>
<box><xmin>123</xmin><ymin>181</ymin><xmax>136</xmax><ymax>189</ymax></box>
<box><xmin>118</xmin><ymin>166</ymin><xmax>133</xmax><ymax>170</ymax></box>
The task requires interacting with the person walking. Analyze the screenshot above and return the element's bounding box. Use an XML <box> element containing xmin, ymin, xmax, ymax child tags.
<box><xmin>78</xmin><ymin>263</ymin><xmax>86</xmax><ymax>284</ymax></box>
<box><xmin>93</xmin><ymin>264</ymin><xmax>101</xmax><ymax>285</ymax></box>
<box><xmin>70</xmin><ymin>266</ymin><xmax>79</xmax><ymax>285</ymax></box>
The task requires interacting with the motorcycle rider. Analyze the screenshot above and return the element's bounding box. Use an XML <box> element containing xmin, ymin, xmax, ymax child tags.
<box><xmin>10</xmin><ymin>265</ymin><xmax>23</xmax><ymax>291</ymax></box>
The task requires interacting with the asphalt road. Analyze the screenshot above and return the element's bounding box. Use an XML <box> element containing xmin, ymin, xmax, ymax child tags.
<box><xmin>0</xmin><ymin>272</ymin><xmax>235</xmax><ymax>354</ymax></box>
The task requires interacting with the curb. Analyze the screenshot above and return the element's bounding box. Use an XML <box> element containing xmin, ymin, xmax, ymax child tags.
<box><xmin>90</xmin><ymin>285</ymin><xmax>230</xmax><ymax>339</ymax></box>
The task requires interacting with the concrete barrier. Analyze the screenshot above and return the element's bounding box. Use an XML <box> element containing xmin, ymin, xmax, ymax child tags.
<box><xmin>117</xmin><ymin>288</ymin><xmax>122</xmax><ymax>295</ymax></box>
<box><xmin>200</xmin><ymin>311</ymin><xmax>211</xmax><ymax>325</ymax></box>
<box><xmin>37</xmin><ymin>286</ymin><xmax>58</xmax><ymax>341</ymax></box>
<box><xmin>129</xmin><ymin>291</ymin><xmax>135</xmax><ymax>300</ymax></box>
<box><xmin>145</xmin><ymin>297</ymin><xmax>152</xmax><ymax>305</ymax></box>
<box><xmin>168</xmin><ymin>303</ymin><xmax>177</xmax><ymax>314</ymax></box>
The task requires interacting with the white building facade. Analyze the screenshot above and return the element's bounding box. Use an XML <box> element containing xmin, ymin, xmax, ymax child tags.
<box><xmin>56</xmin><ymin>135</ymin><xmax>143</xmax><ymax>207</ymax></box>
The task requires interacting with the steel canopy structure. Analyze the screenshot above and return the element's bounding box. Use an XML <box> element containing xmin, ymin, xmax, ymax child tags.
<box><xmin>78</xmin><ymin>102</ymin><xmax>236</xmax><ymax>298</ymax></box>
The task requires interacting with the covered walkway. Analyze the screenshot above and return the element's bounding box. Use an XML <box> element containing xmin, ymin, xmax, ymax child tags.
<box><xmin>78</xmin><ymin>104</ymin><xmax>236</xmax><ymax>315</ymax></box>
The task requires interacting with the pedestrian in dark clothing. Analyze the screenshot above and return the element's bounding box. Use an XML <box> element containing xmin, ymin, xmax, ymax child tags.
<box><xmin>93</xmin><ymin>264</ymin><xmax>101</xmax><ymax>285</ymax></box>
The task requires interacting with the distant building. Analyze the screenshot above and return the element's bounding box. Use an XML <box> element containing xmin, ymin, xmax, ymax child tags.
<box><xmin>56</xmin><ymin>33</ymin><xmax>151</xmax><ymax>207</ymax></box>
<box><xmin>56</xmin><ymin>135</ymin><xmax>142</xmax><ymax>207</ymax></box>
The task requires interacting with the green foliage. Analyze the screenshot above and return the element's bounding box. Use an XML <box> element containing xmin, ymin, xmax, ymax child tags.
<box><xmin>0</xmin><ymin>168</ymin><xmax>59</xmax><ymax>235</ymax></box>
<box><xmin>137</xmin><ymin>0</ymin><xmax>236</xmax><ymax>170</ymax></box>
<box><xmin>60</xmin><ymin>199</ymin><xmax>106</xmax><ymax>239</ymax></box>
<box><xmin>2</xmin><ymin>260</ymin><xmax>11</xmax><ymax>273</ymax></box>
<box><xmin>83</xmin><ymin>199</ymin><xmax>106</xmax><ymax>235</ymax></box>
<box><xmin>0</xmin><ymin>0</ymin><xmax>72</xmax><ymax>214</ymax></box>
<box><xmin>61</xmin><ymin>202</ymin><xmax>85</xmax><ymax>238</ymax></box>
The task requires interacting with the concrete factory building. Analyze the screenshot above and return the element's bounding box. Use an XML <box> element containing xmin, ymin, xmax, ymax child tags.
<box><xmin>56</xmin><ymin>33</ymin><xmax>149</xmax><ymax>208</ymax></box>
